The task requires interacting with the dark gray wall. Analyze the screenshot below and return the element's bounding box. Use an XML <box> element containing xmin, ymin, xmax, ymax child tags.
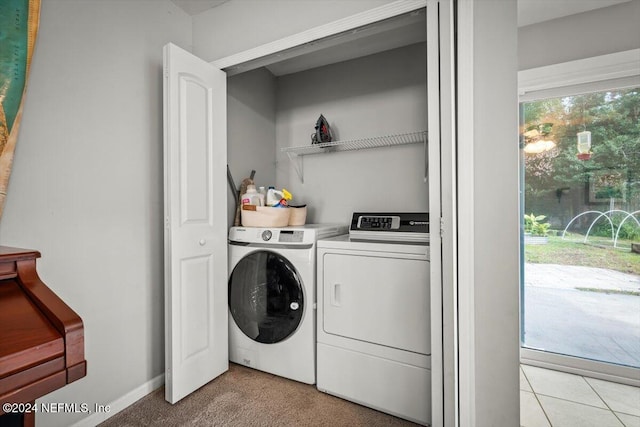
<box><xmin>227</xmin><ymin>68</ymin><xmax>277</xmax><ymax>227</ymax></box>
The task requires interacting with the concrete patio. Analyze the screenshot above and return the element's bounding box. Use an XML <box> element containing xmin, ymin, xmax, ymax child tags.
<box><xmin>523</xmin><ymin>263</ymin><xmax>640</xmax><ymax>368</ymax></box>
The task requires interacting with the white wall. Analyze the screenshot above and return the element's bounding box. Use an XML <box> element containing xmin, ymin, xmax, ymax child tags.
<box><xmin>192</xmin><ymin>0</ymin><xmax>395</xmax><ymax>62</ymax></box>
<box><xmin>196</xmin><ymin>0</ymin><xmax>408</xmax><ymax>226</ymax></box>
<box><xmin>0</xmin><ymin>0</ymin><xmax>526</xmax><ymax>425</ymax></box>
<box><xmin>275</xmin><ymin>43</ymin><xmax>428</xmax><ymax>223</ymax></box>
<box><xmin>0</xmin><ymin>1</ymin><xmax>191</xmax><ymax>426</ymax></box>
<box><xmin>518</xmin><ymin>0</ymin><xmax>640</xmax><ymax>70</ymax></box>
<box><xmin>458</xmin><ymin>0</ymin><xmax>520</xmax><ymax>425</ymax></box>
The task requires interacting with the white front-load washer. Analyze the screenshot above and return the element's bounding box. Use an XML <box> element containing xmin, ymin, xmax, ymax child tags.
<box><xmin>316</xmin><ymin>234</ymin><xmax>431</xmax><ymax>425</ymax></box>
<box><xmin>228</xmin><ymin>224</ymin><xmax>347</xmax><ymax>384</ymax></box>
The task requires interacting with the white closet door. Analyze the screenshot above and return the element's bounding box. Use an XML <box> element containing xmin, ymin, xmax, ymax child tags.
<box><xmin>163</xmin><ymin>43</ymin><xmax>228</xmax><ymax>404</ymax></box>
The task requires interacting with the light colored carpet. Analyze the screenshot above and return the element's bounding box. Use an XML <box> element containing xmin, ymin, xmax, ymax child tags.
<box><xmin>99</xmin><ymin>363</ymin><xmax>418</xmax><ymax>426</ymax></box>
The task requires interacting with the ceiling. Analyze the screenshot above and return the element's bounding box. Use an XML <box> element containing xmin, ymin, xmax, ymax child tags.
<box><xmin>170</xmin><ymin>0</ymin><xmax>631</xmax><ymax>26</ymax></box>
<box><xmin>169</xmin><ymin>0</ymin><xmax>633</xmax><ymax>76</ymax></box>
<box><xmin>224</xmin><ymin>9</ymin><xmax>428</xmax><ymax>76</ymax></box>
<box><xmin>517</xmin><ymin>0</ymin><xmax>630</xmax><ymax>27</ymax></box>
<box><xmin>170</xmin><ymin>0</ymin><xmax>228</xmax><ymax>16</ymax></box>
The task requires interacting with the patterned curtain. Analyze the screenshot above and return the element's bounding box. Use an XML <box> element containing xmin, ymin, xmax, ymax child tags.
<box><xmin>0</xmin><ymin>0</ymin><xmax>41</xmax><ymax>220</ymax></box>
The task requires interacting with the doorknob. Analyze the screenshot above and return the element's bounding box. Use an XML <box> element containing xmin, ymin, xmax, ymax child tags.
<box><xmin>199</xmin><ymin>239</ymin><xmax>206</xmax><ymax>246</ymax></box>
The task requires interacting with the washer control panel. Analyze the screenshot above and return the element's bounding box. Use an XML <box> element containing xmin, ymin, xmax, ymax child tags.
<box><xmin>278</xmin><ymin>230</ymin><xmax>304</xmax><ymax>243</ymax></box>
<box><xmin>229</xmin><ymin>227</ymin><xmax>310</xmax><ymax>244</ymax></box>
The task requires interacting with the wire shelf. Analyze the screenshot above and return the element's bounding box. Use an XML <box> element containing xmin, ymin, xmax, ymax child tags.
<box><xmin>281</xmin><ymin>130</ymin><xmax>428</xmax><ymax>182</ymax></box>
<box><xmin>280</xmin><ymin>130</ymin><xmax>427</xmax><ymax>156</ymax></box>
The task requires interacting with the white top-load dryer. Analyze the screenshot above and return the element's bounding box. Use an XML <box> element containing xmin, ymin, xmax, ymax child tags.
<box><xmin>228</xmin><ymin>224</ymin><xmax>347</xmax><ymax>384</ymax></box>
<box><xmin>316</xmin><ymin>213</ymin><xmax>431</xmax><ymax>425</ymax></box>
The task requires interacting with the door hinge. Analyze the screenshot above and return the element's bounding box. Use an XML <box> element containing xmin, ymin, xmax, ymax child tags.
<box><xmin>165</xmin><ymin>217</ymin><xmax>170</xmax><ymax>229</ymax></box>
<box><xmin>440</xmin><ymin>217</ymin><xmax>445</xmax><ymax>237</ymax></box>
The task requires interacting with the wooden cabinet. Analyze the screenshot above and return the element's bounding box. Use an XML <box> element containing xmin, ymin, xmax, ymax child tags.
<box><xmin>0</xmin><ymin>247</ymin><xmax>86</xmax><ymax>427</ymax></box>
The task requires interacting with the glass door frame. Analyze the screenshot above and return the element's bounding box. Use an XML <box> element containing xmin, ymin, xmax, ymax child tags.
<box><xmin>518</xmin><ymin>49</ymin><xmax>640</xmax><ymax>387</ymax></box>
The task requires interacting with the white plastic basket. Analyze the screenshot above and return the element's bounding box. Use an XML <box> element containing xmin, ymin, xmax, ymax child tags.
<box><xmin>288</xmin><ymin>206</ymin><xmax>307</xmax><ymax>226</ymax></box>
<box><xmin>241</xmin><ymin>206</ymin><xmax>291</xmax><ymax>227</ymax></box>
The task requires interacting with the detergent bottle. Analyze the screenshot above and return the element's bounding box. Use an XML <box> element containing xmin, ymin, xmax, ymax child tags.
<box><xmin>267</xmin><ymin>188</ymin><xmax>292</xmax><ymax>207</ymax></box>
<box><xmin>241</xmin><ymin>185</ymin><xmax>262</xmax><ymax>206</ymax></box>
<box><xmin>265</xmin><ymin>186</ymin><xmax>276</xmax><ymax>205</ymax></box>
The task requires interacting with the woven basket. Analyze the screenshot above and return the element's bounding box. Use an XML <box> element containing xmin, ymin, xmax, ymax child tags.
<box><xmin>241</xmin><ymin>206</ymin><xmax>291</xmax><ymax>227</ymax></box>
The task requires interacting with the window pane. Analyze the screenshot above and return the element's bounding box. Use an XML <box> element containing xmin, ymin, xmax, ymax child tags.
<box><xmin>521</xmin><ymin>88</ymin><xmax>640</xmax><ymax>368</ymax></box>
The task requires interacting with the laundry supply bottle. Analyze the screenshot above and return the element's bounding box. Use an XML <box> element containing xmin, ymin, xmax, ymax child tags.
<box><xmin>257</xmin><ymin>186</ymin><xmax>266</xmax><ymax>207</ymax></box>
<box><xmin>267</xmin><ymin>188</ymin><xmax>292</xmax><ymax>207</ymax></box>
<box><xmin>266</xmin><ymin>187</ymin><xmax>277</xmax><ymax>206</ymax></box>
<box><xmin>241</xmin><ymin>185</ymin><xmax>262</xmax><ymax>206</ymax></box>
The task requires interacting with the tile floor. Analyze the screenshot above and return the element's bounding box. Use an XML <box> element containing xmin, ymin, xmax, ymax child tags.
<box><xmin>520</xmin><ymin>364</ymin><xmax>640</xmax><ymax>427</ymax></box>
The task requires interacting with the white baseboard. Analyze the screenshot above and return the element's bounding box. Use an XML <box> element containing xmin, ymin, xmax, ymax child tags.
<box><xmin>70</xmin><ymin>374</ymin><xmax>165</xmax><ymax>427</ymax></box>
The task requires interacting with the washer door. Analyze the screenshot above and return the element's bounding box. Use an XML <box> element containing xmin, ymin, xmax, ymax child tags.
<box><xmin>229</xmin><ymin>250</ymin><xmax>304</xmax><ymax>344</ymax></box>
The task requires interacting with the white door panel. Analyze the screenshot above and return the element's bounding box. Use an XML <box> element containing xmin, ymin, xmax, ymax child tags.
<box><xmin>164</xmin><ymin>42</ymin><xmax>228</xmax><ymax>404</ymax></box>
<box><xmin>322</xmin><ymin>253</ymin><xmax>430</xmax><ymax>355</ymax></box>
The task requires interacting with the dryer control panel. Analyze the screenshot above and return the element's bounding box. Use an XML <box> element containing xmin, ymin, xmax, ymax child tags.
<box><xmin>356</xmin><ymin>215</ymin><xmax>401</xmax><ymax>230</ymax></box>
<box><xmin>349</xmin><ymin>212</ymin><xmax>429</xmax><ymax>243</ymax></box>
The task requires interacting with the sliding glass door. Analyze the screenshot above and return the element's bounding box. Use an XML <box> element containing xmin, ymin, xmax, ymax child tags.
<box><xmin>520</xmin><ymin>87</ymin><xmax>640</xmax><ymax>384</ymax></box>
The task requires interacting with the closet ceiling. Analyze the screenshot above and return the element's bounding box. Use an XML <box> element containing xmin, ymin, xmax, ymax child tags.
<box><xmin>224</xmin><ymin>9</ymin><xmax>428</xmax><ymax>76</ymax></box>
<box><xmin>170</xmin><ymin>0</ymin><xmax>631</xmax><ymax>27</ymax></box>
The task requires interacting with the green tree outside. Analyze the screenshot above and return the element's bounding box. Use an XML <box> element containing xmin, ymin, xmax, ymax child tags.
<box><xmin>522</xmin><ymin>88</ymin><xmax>640</xmax><ymax>234</ymax></box>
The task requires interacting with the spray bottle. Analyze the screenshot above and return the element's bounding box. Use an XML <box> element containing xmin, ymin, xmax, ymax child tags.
<box><xmin>266</xmin><ymin>188</ymin><xmax>292</xmax><ymax>207</ymax></box>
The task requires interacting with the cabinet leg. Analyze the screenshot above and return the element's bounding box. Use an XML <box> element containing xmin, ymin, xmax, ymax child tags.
<box><xmin>23</xmin><ymin>404</ymin><xmax>35</xmax><ymax>427</ymax></box>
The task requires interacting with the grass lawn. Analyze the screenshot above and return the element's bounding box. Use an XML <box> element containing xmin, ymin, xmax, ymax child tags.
<box><xmin>525</xmin><ymin>235</ymin><xmax>640</xmax><ymax>276</ymax></box>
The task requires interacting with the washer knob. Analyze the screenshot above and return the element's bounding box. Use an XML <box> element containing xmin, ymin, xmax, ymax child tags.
<box><xmin>261</xmin><ymin>230</ymin><xmax>272</xmax><ymax>241</ymax></box>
